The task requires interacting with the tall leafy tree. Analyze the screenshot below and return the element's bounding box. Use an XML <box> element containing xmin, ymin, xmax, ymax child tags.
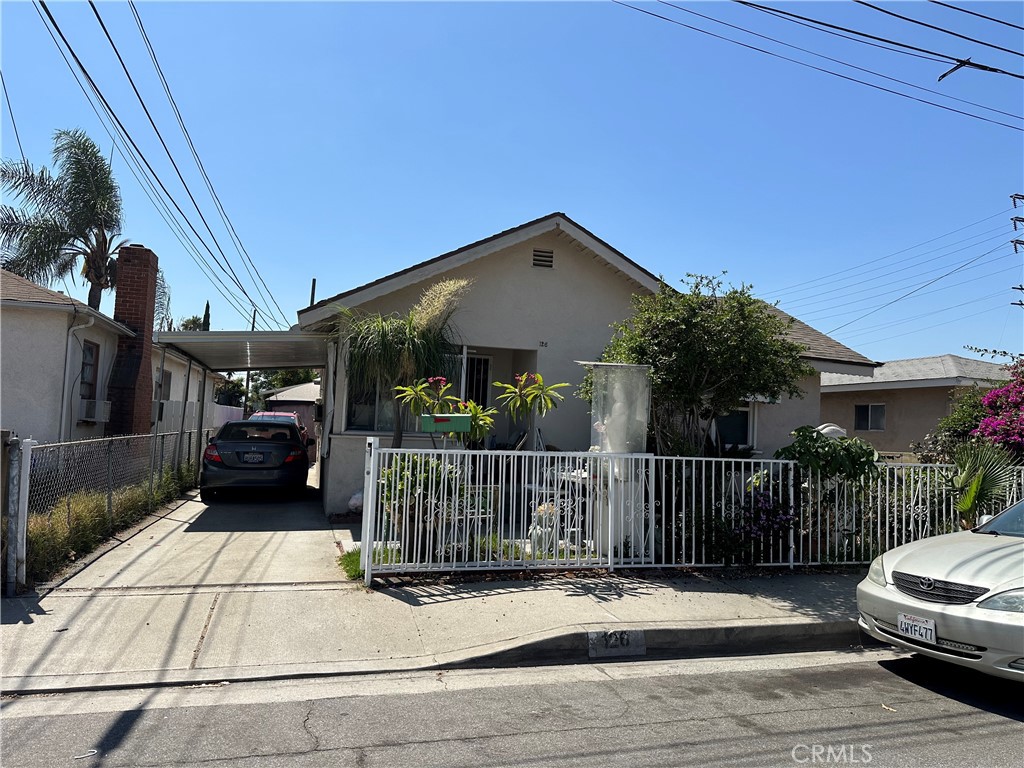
<box><xmin>590</xmin><ymin>274</ymin><xmax>813</xmax><ymax>456</ymax></box>
<box><xmin>1</xmin><ymin>128</ymin><xmax>126</xmax><ymax>309</ymax></box>
<box><xmin>337</xmin><ymin>278</ymin><xmax>472</xmax><ymax>448</ymax></box>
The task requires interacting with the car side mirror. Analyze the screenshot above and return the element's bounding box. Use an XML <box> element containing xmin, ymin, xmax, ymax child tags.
<box><xmin>977</xmin><ymin>514</ymin><xmax>994</xmax><ymax>526</ymax></box>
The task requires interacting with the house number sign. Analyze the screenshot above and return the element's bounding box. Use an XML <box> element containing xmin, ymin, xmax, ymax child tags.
<box><xmin>587</xmin><ymin>629</ymin><xmax>646</xmax><ymax>659</ymax></box>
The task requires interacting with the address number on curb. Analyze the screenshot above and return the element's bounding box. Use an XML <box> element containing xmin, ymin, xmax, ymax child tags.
<box><xmin>587</xmin><ymin>629</ymin><xmax>646</xmax><ymax>659</ymax></box>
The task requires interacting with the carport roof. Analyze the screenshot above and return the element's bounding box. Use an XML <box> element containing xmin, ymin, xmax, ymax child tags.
<box><xmin>154</xmin><ymin>331</ymin><xmax>331</xmax><ymax>371</ymax></box>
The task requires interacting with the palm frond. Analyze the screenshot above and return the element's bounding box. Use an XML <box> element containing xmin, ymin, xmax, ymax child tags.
<box><xmin>951</xmin><ymin>443</ymin><xmax>1018</xmax><ymax>517</ymax></box>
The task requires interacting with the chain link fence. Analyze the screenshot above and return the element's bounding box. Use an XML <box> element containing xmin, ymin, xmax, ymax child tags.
<box><xmin>10</xmin><ymin>429</ymin><xmax>211</xmax><ymax>585</ymax></box>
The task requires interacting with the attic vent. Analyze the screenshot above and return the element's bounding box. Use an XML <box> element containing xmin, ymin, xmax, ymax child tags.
<box><xmin>532</xmin><ymin>249</ymin><xmax>554</xmax><ymax>268</ymax></box>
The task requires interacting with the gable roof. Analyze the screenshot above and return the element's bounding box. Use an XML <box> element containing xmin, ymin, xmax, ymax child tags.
<box><xmin>293</xmin><ymin>213</ymin><xmax>873</xmax><ymax>371</ymax></box>
<box><xmin>297</xmin><ymin>212</ymin><xmax>662</xmax><ymax>329</ymax></box>
<box><xmin>1</xmin><ymin>269</ymin><xmax>133</xmax><ymax>336</ymax></box>
<box><xmin>821</xmin><ymin>354</ymin><xmax>1007</xmax><ymax>391</ymax></box>
<box><xmin>764</xmin><ymin>305</ymin><xmax>875</xmax><ymax>369</ymax></box>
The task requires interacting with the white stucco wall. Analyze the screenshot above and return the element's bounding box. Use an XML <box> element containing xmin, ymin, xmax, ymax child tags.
<box><xmin>0</xmin><ymin>305</ymin><xmax>121</xmax><ymax>443</ymax></box>
<box><xmin>152</xmin><ymin>349</ymin><xmax>219</xmax><ymax>433</ymax></box>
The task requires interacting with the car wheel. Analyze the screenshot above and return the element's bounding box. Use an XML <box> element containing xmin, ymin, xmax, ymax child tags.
<box><xmin>200</xmin><ymin>488</ymin><xmax>217</xmax><ymax>504</ymax></box>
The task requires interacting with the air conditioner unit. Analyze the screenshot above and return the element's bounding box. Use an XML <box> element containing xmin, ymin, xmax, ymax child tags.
<box><xmin>80</xmin><ymin>399</ymin><xmax>112</xmax><ymax>422</ymax></box>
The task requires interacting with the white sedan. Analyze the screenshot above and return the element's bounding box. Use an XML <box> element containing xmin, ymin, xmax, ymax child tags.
<box><xmin>857</xmin><ymin>499</ymin><xmax>1024</xmax><ymax>682</ymax></box>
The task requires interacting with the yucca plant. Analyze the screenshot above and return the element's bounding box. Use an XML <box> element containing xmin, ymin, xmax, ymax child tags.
<box><xmin>337</xmin><ymin>279</ymin><xmax>472</xmax><ymax>448</ymax></box>
<box><xmin>950</xmin><ymin>443</ymin><xmax>1017</xmax><ymax>529</ymax></box>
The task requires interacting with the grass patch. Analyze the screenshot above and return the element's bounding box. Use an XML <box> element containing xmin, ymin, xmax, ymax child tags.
<box><xmin>338</xmin><ymin>548</ymin><xmax>364</xmax><ymax>580</ymax></box>
<box><xmin>22</xmin><ymin>463</ymin><xmax>196</xmax><ymax>585</ymax></box>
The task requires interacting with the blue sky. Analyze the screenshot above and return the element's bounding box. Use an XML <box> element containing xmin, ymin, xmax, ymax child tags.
<box><xmin>3</xmin><ymin>1</ymin><xmax>1022</xmax><ymax>362</ymax></box>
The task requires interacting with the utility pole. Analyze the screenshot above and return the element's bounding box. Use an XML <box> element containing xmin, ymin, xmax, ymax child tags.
<box><xmin>243</xmin><ymin>308</ymin><xmax>257</xmax><ymax>415</ymax></box>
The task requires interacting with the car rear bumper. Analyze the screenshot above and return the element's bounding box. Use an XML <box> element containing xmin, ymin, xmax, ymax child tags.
<box><xmin>856</xmin><ymin>578</ymin><xmax>1024</xmax><ymax>682</ymax></box>
<box><xmin>200</xmin><ymin>462</ymin><xmax>308</xmax><ymax>490</ymax></box>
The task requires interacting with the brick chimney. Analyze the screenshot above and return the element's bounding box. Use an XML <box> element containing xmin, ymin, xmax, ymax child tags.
<box><xmin>105</xmin><ymin>244</ymin><xmax>158</xmax><ymax>436</ymax></box>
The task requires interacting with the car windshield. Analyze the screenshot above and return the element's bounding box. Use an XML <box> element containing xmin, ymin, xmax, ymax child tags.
<box><xmin>219</xmin><ymin>422</ymin><xmax>298</xmax><ymax>441</ymax></box>
<box><xmin>974</xmin><ymin>499</ymin><xmax>1024</xmax><ymax>537</ymax></box>
<box><xmin>251</xmin><ymin>414</ymin><xmax>294</xmax><ymax>422</ymax></box>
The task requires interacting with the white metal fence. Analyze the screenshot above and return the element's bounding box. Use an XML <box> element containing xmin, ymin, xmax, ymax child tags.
<box><xmin>360</xmin><ymin>439</ymin><xmax>1024</xmax><ymax>583</ymax></box>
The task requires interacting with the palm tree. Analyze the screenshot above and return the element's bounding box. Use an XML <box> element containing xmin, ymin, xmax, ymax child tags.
<box><xmin>951</xmin><ymin>442</ymin><xmax>1018</xmax><ymax>529</ymax></box>
<box><xmin>338</xmin><ymin>278</ymin><xmax>472</xmax><ymax>448</ymax></box>
<box><xmin>1</xmin><ymin>128</ymin><xmax>127</xmax><ymax>310</ymax></box>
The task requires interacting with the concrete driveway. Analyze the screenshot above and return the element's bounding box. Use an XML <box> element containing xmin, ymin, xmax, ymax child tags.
<box><xmin>60</xmin><ymin>488</ymin><xmax>346</xmax><ymax>591</ymax></box>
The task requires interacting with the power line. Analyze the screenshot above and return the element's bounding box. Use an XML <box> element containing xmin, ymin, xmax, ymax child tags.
<box><xmin>797</xmin><ymin>262</ymin><xmax>1020</xmax><ymax>323</ymax></box>
<box><xmin>658</xmin><ymin>1</ymin><xmax>1021</xmax><ymax>121</ymax></box>
<box><xmin>85</xmin><ymin>1</ymin><xmax>285</xmax><ymax>330</ymax></box>
<box><xmin>36</xmin><ymin>1</ymin><xmax>277</xmax><ymax>330</ymax></box>
<box><xmin>836</xmin><ymin>289</ymin><xmax>1013</xmax><ymax>339</ymax></box>
<box><xmin>853</xmin><ymin>1</ymin><xmax>1024</xmax><ymax>58</ymax></box>
<box><xmin>836</xmin><ymin>302</ymin><xmax>1011</xmax><ymax>347</ymax></box>
<box><xmin>0</xmin><ymin>70</ymin><xmax>26</xmax><ymax>162</ymax></box>
<box><xmin>927</xmin><ymin>1</ymin><xmax>1024</xmax><ymax>33</ymax></box>
<box><xmin>128</xmin><ymin>0</ymin><xmax>291</xmax><ymax>328</ymax></box>
<box><xmin>34</xmin><ymin>0</ymin><xmax>266</xmax><ymax>325</ymax></box>
<box><xmin>777</xmin><ymin>230</ymin><xmax>1013</xmax><ymax>309</ymax></box>
<box><xmin>826</xmin><ymin>241</ymin><xmax>1012</xmax><ymax>333</ymax></box>
<box><xmin>734</xmin><ymin>1</ymin><xmax>1024</xmax><ymax>80</ymax></box>
<box><xmin>761</xmin><ymin>209</ymin><xmax>1013</xmax><ymax>296</ymax></box>
<box><xmin>613</xmin><ymin>1</ymin><xmax>1023</xmax><ymax>131</ymax></box>
<box><xmin>32</xmin><ymin>1</ymin><xmax>272</xmax><ymax>329</ymax></box>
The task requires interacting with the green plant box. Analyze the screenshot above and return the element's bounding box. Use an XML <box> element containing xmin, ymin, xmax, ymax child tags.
<box><xmin>420</xmin><ymin>413</ymin><xmax>471</xmax><ymax>433</ymax></box>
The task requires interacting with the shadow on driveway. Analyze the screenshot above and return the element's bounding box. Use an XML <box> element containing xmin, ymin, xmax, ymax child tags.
<box><xmin>186</xmin><ymin>489</ymin><xmax>327</xmax><ymax>533</ymax></box>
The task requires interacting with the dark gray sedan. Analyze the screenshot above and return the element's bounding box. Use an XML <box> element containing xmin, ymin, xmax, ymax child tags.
<box><xmin>199</xmin><ymin>420</ymin><xmax>310</xmax><ymax>502</ymax></box>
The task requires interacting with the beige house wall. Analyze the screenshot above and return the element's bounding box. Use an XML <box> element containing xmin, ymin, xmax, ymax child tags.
<box><xmin>755</xmin><ymin>374</ymin><xmax>821</xmax><ymax>458</ymax></box>
<box><xmin>324</xmin><ymin>231</ymin><xmax>643</xmax><ymax>514</ymax></box>
<box><xmin>821</xmin><ymin>386</ymin><xmax>952</xmax><ymax>453</ymax></box>
<box><xmin>319</xmin><ymin>230</ymin><xmax>853</xmax><ymax>516</ymax></box>
<box><xmin>0</xmin><ymin>306</ymin><xmax>121</xmax><ymax>443</ymax></box>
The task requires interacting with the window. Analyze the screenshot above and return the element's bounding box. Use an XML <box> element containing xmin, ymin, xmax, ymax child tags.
<box><xmin>854</xmin><ymin>404</ymin><xmax>885</xmax><ymax>431</ymax></box>
<box><xmin>154</xmin><ymin>368</ymin><xmax>173</xmax><ymax>400</ymax></box>
<box><xmin>80</xmin><ymin>341</ymin><xmax>99</xmax><ymax>400</ymax></box>
<box><xmin>345</xmin><ymin>354</ymin><xmax>488</xmax><ymax>432</ymax></box>
<box><xmin>715</xmin><ymin>403</ymin><xmax>752</xmax><ymax>448</ymax></box>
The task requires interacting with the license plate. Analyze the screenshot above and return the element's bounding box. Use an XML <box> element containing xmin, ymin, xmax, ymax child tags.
<box><xmin>897</xmin><ymin>613</ymin><xmax>936</xmax><ymax>643</ymax></box>
<box><xmin>242</xmin><ymin>452</ymin><xmax>264</xmax><ymax>464</ymax></box>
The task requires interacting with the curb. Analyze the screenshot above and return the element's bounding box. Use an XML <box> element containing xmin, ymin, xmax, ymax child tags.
<box><xmin>0</xmin><ymin>619</ymin><xmax>875</xmax><ymax>696</ymax></box>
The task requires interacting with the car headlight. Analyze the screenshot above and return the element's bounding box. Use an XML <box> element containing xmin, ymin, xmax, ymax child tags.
<box><xmin>867</xmin><ymin>555</ymin><xmax>887</xmax><ymax>586</ymax></box>
<box><xmin>978</xmin><ymin>589</ymin><xmax>1024</xmax><ymax>613</ymax></box>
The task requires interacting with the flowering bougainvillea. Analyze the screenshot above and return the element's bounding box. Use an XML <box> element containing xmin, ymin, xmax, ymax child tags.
<box><xmin>971</xmin><ymin>358</ymin><xmax>1024</xmax><ymax>459</ymax></box>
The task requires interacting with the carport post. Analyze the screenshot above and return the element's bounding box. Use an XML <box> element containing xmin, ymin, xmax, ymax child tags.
<box><xmin>362</xmin><ymin>438</ymin><xmax>380</xmax><ymax>586</ymax></box>
<box><xmin>175</xmin><ymin>359</ymin><xmax>193</xmax><ymax>470</ymax></box>
<box><xmin>194</xmin><ymin>369</ymin><xmax>208</xmax><ymax>485</ymax></box>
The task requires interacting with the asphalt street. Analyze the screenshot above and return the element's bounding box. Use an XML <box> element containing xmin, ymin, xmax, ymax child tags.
<box><xmin>2</xmin><ymin>648</ymin><xmax>1021</xmax><ymax>767</ymax></box>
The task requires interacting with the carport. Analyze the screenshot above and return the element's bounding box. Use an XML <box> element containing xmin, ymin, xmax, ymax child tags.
<box><xmin>155</xmin><ymin>330</ymin><xmax>336</xmax><ymax>512</ymax></box>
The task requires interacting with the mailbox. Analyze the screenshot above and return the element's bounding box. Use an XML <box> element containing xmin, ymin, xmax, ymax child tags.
<box><xmin>420</xmin><ymin>413</ymin><xmax>471</xmax><ymax>433</ymax></box>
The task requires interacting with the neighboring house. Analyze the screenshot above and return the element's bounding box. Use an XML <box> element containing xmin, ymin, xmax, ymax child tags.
<box><xmin>821</xmin><ymin>354</ymin><xmax>1008</xmax><ymax>454</ymax></box>
<box><xmin>1</xmin><ymin>248</ymin><xmax>224</xmax><ymax>445</ymax></box>
<box><xmin>264</xmin><ymin>380</ymin><xmax>320</xmax><ymax>440</ymax></box>
<box><xmin>1</xmin><ymin>269</ymin><xmax>131</xmax><ymax>443</ymax></box>
<box><xmin>297</xmin><ymin>212</ymin><xmax>876</xmax><ymax>515</ymax></box>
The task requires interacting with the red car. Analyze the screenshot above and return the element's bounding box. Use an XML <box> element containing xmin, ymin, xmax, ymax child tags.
<box><xmin>249</xmin><ymin>411</ymin><xmax>315</xmax><ymax>462</ymax></box>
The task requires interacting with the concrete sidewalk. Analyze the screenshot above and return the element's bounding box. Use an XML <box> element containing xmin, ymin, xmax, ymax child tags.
<box><xmin>0</xmin><ymin>493</ymin><xmax>871</xmax><ymax>695</ymax></box>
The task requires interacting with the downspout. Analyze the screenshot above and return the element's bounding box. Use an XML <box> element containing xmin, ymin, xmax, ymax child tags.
<box><xmin>60</xmin><ymin>310</ymin><xmax>96</xmax><ymax>442</ymax></box>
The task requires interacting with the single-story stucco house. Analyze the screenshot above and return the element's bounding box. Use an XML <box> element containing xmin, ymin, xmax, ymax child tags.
<box><xmin>821</xmin><ymin>354</ymin><xmax>1008</xmax><ymax>455</ymax></box>
<box><xmin>295</xmin><ymin>212</ymin><xmax>876</xmax><ymax>516</ymax></box>
<box><xmin>1</xmin><ymin>253</ymin><xmax>229</xmax><ymax>445</ymax></box>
